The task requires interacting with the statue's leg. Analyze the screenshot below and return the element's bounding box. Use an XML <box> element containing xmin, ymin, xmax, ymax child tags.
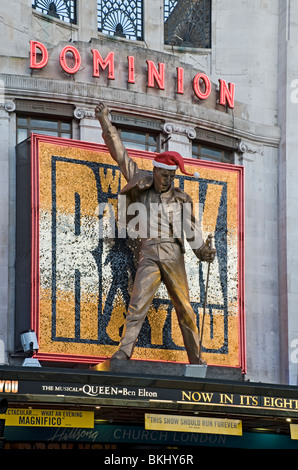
<box><xmin>113</xmin><ymin>248</ymin><xmax>161</xmax><ymax>359</ymax></box>
<box><xmin>159</xmin><ymin>243</ymin><xmax>203</xmax><ymax>364</ymax></box>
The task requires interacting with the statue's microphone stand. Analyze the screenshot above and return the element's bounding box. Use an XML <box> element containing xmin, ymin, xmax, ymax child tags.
<box><xmin>198</xmin><ymin>234</ymin><xmax>215</xmax><ymax>364</ymax></box>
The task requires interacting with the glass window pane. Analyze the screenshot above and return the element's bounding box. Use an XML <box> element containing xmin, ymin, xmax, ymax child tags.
<box><xmin>31</xmin><ymin>129</ymin><xmax>57</xmax><ymax>136</ymax></box>
<box><xmin>17</xmin><ymin>115</ymin><xmax>72</xmax><ymax>142</ymax></box>
<box><xmin>201</xmin><ymin>147</ymin><xmax>222</xmax><ymax>159</ymax></box>
<box><xmin>122</xmin><ymin>140</ymin><xmax>145</xmax><ymax>151</ymax></box>
<box><xmin>200</xmin><ymin>155</ymin><xmax>217</xmax><ymax>162</ymax></box>
<box><xmin>17</xmin><ymin>129</ymin><xmax>28</xmax><ymax>144</ymax></box>
<box><xmin>148</xmin><ymin>134</ymin><xmax>157</xmax><ymax>145</ymax></box>
<box><xmin>61</xmin><ymin>122</ymin><xmax>71</xmax><ymax>131</ymax></box>
<box><xmin>114</xmin><ymin>125</ymin><xmax>159</xmax><ymax>152</ymax></box>
<box><xmin>30</xmin><ymin>119</ymin><xmax>58</xmax><ymax>130</ymax></box>
<box><xmin>17</xmin><ymin>117</ymin><xmax>27</xmax><ymax>127</ymax></box>
<box><xmin>192</xmin><ymin>144</ymin><xmax>199</xmax><ymax>155</ymax></box>
<box><xmin>192</xmin><ymin>142</ymin><xmax>233</xmax><ymax>164</ymax></box>
<box><xmin>121</xmin><ymin>130</ymin><xmax>145</xmax><ymax>143</ymax></box>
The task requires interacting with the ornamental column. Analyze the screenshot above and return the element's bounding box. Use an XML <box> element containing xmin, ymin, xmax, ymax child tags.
<box><xmin>0</xmin><ymin>97</ymin><xmax>16</xmax><ymax>364</ymax></box>
<box><xmin>74</xmin><ymin>107</ymin><xmax>105</xmax><ymax>144</ymax></box>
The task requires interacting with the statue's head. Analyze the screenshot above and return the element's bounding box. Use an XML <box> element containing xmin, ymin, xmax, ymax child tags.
<box><xmin>153</xmin><ymin>167</ymin><xmax>176</xmax><ymax>193</ymax></box>
<box><xmin>153</xmin><ymin>151</ymin><xmax>199</xmax><ymax>193</ymax></box>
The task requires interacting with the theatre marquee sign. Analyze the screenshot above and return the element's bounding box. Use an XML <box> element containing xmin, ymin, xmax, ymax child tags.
<box><xmin>2</xmin><ymin>376</ymin><xmax>298</xmax><ymax>417</ymax></box>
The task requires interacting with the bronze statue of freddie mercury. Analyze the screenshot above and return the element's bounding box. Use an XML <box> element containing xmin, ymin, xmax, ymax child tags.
<box><xmin>95</xmin><ymin>103</ymin><xmax>216</xmax><ymax>364</ymax></box>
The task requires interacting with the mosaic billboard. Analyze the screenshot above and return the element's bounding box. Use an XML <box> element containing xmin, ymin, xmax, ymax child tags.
<box><xmin>31</xmin><ymin>134</ymin><xmax>245</xmax><ymax>369</ymax></box>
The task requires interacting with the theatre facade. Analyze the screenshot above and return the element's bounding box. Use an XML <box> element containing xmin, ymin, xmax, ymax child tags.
<box><xmin>1</xmin><ymin>0</ymin><xmax>298</xmax><ymax>451</ymax></box>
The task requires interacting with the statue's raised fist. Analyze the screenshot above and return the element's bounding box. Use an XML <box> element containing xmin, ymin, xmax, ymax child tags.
<box><xmin>95</xmin><ymin>102</ymin><xmax>109</xmax><ymax>118</ymax></box>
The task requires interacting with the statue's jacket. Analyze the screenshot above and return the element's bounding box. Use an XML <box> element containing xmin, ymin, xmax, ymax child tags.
<box><xmin>101</xmin><ymin>121</ymin><xmax>205</xmax><ymax>260</ymax></box>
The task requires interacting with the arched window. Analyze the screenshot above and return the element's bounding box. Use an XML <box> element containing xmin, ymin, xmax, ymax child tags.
<box><xmin>32</xmin><ymin>0</ymin><xmax>76</xmax><ymax>23</ymax></box>
<box><xmin>164</xmin><ymin>0</ymin><xmax>211</xmax><ymax>48</ymax></box>
<box><xmin>97</xmin><ymin>0</ymin><xmax>143</xmax><ymax>41</ymax></box>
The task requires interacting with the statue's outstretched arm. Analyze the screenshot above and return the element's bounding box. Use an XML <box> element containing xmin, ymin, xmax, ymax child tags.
<box><xmin>95</xmin><ymin>102</ymin><xmax>138</xmax><ymax>182</ymax></box>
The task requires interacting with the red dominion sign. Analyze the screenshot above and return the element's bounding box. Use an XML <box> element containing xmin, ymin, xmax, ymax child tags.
<box><xmin>29</xmin><ymin>40</ymin><xmax>235</xmax><ymax>108</ymax></box>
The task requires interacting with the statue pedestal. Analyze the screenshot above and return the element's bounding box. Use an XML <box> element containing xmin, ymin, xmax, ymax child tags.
<box><xmin>93</xmin><ymin>358</ymin><xmax>244</xmax><ymax>381</ymax></box>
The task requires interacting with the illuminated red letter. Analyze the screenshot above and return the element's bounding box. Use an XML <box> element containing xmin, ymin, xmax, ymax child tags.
<box><xmin>127</xmin><ymin>56</ymin><xmax>135</xmax><ymax>84</ymax></box>
<box><xmin>177</xmin><ymin>67</ymin><xmax>184</xmax><ymax>94</ymax></box>
<box><xmin>92</xmin><ymin>50</ymin><xmax>115</xmax><ymax>79</ymax></box>
<box><xmin>219</xmin><ymin>79</ymin><xmax>235</xmax><ymax>108</ymax></box>
<box><xmin>193</xmin><ymin>73</ymin><xmax>211</xmax><ymax>100</ymax></box>
<box><xmin>59</xmin><ymin>45</ymin><xmax>81</xmax><ymax>74</ymax></box>
<box><xmin>147</xmin><ymin>60</ymin><xmax>165</xmax><ymax>89</ymax></box>
<box><xmin>30</xmin><ymin>41</ymin><xmax>48</xmax><ymax>69</ymax></box>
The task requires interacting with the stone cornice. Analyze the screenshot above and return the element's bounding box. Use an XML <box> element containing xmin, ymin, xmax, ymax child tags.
<box><xmin>1</xmin><ymin>73</ymin><xmax>281</xmax><ymax>148</ymax></box>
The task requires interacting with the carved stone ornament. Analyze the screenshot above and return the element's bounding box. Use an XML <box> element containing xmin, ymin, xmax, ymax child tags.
<box><xmin>0</xmin><ymin>101</ymin><xmax>16</xmax><ymax>113</ymax></box>
<box><xmin>238</xmin><ymin>140</ymin><xmax>264</xmax><ymax>156</ymax></box>
<box><xmin>74</xmin><ymin>107</ymin><xmax>95</xmax><ymax>120</ymax></box>
<box><xmin>162</xmin><ymin>122</ymin><xmax>196</xmax><ymax>140</ymax></box>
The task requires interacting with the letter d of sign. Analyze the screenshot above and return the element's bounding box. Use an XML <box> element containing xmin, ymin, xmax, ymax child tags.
<box><xmin>30</xmin><ymin>41</ymin><xmax>49</xmax><ymax>69</ymax></box>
